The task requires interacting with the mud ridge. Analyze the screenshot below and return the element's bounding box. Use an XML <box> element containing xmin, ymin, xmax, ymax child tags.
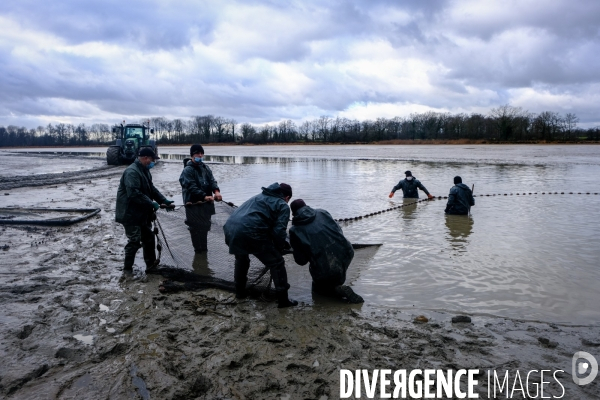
<box><xmin>0</xmin><ymin>165</ymin><xmax>121</xmax><ymax>190</ymax></box>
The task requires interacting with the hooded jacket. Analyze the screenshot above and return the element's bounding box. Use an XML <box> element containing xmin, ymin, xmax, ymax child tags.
<box><xmin>446</xmin><ymin>183</ymin><xmax>475</xmax><ymax>215</ymax></box>
<box><xmin>115</xmin><ymin>159</ymin><xmax>166</xmax><ymax>225</ymax></box>
<box><xmin>223</xmin><ymin>183</ymin><xmax>290</xmax><ymax>255</ymax></box>
<box><xmin>179</xmin><ymin>160</ymin><xmax>219</xmax><ymax>203</ymax></box>
<box><xmin>289</xmin><ymin>206</ymin><xmax>354</xmax><ymax>285</ymax></box>
<box><xmin>392</xmin><ymin>177</ymin><xmax>430</xmax><ymax>198</ymax></box>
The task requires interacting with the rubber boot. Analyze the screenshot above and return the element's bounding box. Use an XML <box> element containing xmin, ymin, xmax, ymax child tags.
<box><xmin>334</xmin><ymin>285</ymin><xmax>364</xmax><ymax>304</ymax></box>
<box><xmin>234</xmin><ymin>256</ymin><xmax>250</xmax><ymax>299</ymax></box>
<box><xmin>190</xmin><ymin>229</ymin><xmax>208</xmax><ymax>253</ymax></box>
<box><xmin>123</xmin><ymin>255</ymin><xmax>135</xmax><ymax>272</ymax></box>
<box><xmin>277</xmin><ymin>291</ymin><xmax>298</xmax><ymax>308</ymax></box>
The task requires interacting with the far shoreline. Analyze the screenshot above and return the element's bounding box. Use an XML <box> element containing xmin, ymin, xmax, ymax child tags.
<box><xmin>1</xmin><ymin>139</ymin><xmax>599</xmax><ymax>151</ymax></box>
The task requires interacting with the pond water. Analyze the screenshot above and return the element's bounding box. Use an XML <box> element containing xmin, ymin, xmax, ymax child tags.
<box><xmin>3</xmin><ymin>144</ymin><xmax>599</xmax><ymax>324</ymax></box>
<box><xmin>164</xmin><ymin>144</ymin><xmax>599</xmax><ymax>325</ymax></box>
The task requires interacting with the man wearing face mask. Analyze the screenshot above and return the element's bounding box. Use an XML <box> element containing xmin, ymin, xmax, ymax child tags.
<box><xmin>179</xmin><ymin>144</ymin><xmax>222</xmax><ymax>253</ymax></box>
<box><xmin>389</xmin><ymin>170</ymin><xmax>434</xmax><ymax>199</ymax></box>
<box><xmin>223</xmin><ymin>183</ymin><xmax>298</xmax><ymax>308</ymax></box>
<box><xmin>115</xmin><ymin>148</ymin><xmax>174</xmax><ymax>273</ymax></box>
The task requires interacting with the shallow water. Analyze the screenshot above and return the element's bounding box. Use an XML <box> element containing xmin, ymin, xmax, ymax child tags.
<box><xmin>163</xmin><ymin>144</ymin><xmax>599</xmax><ymax>325</ymax></box>
<box><xmin>2</xmin><ymin>144</ymin><xmax>599</xmax><ymax>324</ymax></box>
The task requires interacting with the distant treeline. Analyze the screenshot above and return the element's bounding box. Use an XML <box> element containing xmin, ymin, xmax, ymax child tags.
<box><xmin>1</xmin><ymin>105</ymin><xmax>599</xmax><ymax>147</ymax></box>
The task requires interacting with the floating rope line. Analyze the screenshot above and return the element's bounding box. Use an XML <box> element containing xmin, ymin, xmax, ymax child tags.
<box><xmin>331</xmin><ymin>191</ymin><xmax>600</xmax><ymax>223</ymax></box>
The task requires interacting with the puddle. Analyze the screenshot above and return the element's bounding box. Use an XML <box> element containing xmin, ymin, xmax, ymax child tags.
<box><xmin>106</xmin><ymin>327</ymin><xmax>116</xmax><ymax>333</ymax></box>
<box><xmin>130</xmin><ymin>364</ymin><xmax>150</xmax><ymax>400</ymax></box>
<box><xmin>73</xmin><ymin>334</ymin><xmax>94</xmax><ymax>345</ymax></box>
<box><xmin>99</xmin><ymin>304</ymin><xmax>109</xmax><ymax>312</ymax></box>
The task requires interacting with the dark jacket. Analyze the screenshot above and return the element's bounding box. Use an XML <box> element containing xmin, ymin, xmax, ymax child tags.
<box><xmin>289</xmin><ymin>206</ymin><xmax>354</xmax><ymax>285</ymax></box>
<box><xmin>392</xmin><ymin>177</ymin><xmax>430</xmax><ymax>198</ymax></box>
<box><xmin>223</xmin><ymin>183</ymin><xmax>290</xmax><ymax>255</ymax></box>
<box><xmin>179</xmin><ymin>160</ymin><xmax>219</xmax><ymax>203</ymax></box>
<box><xmin>445</xmin><ymin>183</ymin><xmax>475</xmax><ymax>215</ymax></box>
<box><xmin>115</xmin><ymin>160</ymin><xmax>166</xmax><ymax>225</ymax></box>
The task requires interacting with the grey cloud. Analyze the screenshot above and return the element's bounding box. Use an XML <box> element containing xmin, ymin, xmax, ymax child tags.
<box><xmin>1</xmin><ymin>0</ymin><xmax>600</xmax><ymax>128</ymax></box>
<box><xmin>1</xmin><ymin>0</ymin><xmax>218</xmax><ymax>50</ymax></box>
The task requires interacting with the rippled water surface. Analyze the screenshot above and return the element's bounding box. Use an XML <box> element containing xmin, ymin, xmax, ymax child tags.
<box><xmin>188</xmin><ymin>145</ymin><xmax>599</xmax><ymax>325</ymax></box>
<box><xmin>3</xmin><ymin>145</ymin><xmax>599</xmax><ymax>324</ymax></box>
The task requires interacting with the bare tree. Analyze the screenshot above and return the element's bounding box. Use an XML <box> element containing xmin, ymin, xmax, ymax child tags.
<box><xmin>563</xmin><ymin>113</ymin><xmax>579</xmax><ymax>140</ymax></box>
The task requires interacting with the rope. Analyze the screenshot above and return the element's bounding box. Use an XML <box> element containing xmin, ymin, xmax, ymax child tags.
<box><xmin>161</xmin><ymin>192</ymin><xmax>599</xmax><ymax>224</ymax></box>
<box><xmin>331</xmin><ymin>191</ymin><xmax>600</xmax><ymax>223</ymax></box>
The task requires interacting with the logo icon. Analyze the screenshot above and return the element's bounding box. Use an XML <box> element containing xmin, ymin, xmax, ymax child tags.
<box><xmin>572</xmin><ymin>351</ymin><xmax>598</xmax><ymax>386</ymax></box>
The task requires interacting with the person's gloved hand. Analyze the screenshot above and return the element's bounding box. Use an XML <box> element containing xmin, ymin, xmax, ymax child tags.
<box><xmin>427</xmin><ymin>194</ymin><xmax>434</xmax><ymax>200</ymax></box>
<box><xmin>152</xmin><ymin>201</ymin><xmax>160</xmax><ymax>211</ymax></box>
<box><xmin>162</xmin><ymin>199</ymin><xmax>175</xmax><ymax>211</ymax></box>
<box><xmin>388</xmin><ymin>192</ymin><xmax>394</xmax><ymax>198</ymax></box>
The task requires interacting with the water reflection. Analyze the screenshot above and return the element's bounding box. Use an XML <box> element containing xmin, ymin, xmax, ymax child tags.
<box><xmin>444</xmin><ymin>214</ymin><xmax>474</xmax><ymax>252</ymax></box>
<box><xmin>192</xmin><ymin>252</ymin><xmax>213</xmax><ymax>277</ymax></box>
<box><xmin>399</xmin><ymin>198</ymin><xmax>419</xmax><ymax>219</ymax></box>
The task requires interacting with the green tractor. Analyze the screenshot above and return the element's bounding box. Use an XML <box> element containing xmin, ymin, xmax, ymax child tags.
<box><xmin>106</xmin><ymin>122</ymin><xmax>158</xmax><ymax>165</ymax></box>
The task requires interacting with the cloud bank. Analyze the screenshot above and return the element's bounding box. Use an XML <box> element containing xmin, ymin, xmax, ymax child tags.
<box><xmin>1</xmin><ymin>0</ymin><xmax>599</xmax><ymax>128</ymax></box>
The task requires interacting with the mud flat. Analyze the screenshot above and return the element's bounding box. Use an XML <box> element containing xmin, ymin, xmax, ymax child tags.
<box><xmin>0</xmin><ymin>155</ymin><xmax>599</xmax><ymax>399</ymax></box>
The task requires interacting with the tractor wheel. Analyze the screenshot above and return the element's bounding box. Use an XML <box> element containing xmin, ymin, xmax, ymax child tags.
<box><xmin>107</xmin><ymin>146</ymin><xmax>121</xmax><ymax>165</ymax></box>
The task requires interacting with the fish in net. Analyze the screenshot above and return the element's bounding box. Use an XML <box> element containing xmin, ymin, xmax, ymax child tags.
<box><xmin>152</xmin><ymin>201</ymin><xmax>276</xmax><ymax>297</ymax></box>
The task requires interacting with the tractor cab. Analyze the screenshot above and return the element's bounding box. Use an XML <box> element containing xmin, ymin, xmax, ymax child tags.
<box><xmin>125</xmin><ymin>126</ymin><xmax>145</xmax><ymax>140</ymax></box>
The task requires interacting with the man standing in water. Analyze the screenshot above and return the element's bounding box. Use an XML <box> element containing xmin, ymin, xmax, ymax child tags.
<box><xmin>115</xmin><ymin>148</ymin><xmax>174</xmax><ymax>273</ymax></box>
<box><xmin>288</xmin><ymin>199</ymin><xmax>363</xmax><ymax>303</ymax></box>
<box><xmin>223</xmin><ymin>182</ymin><xmax>298</xmax><ymax>308</ymax></box>
<box><xmin>445</xmin><ymin>176</ymin><xmax>475</xmax><ymax>215</ymax></box>
<box><xmin>179</xmin><ymin>144</ymin><xmax>222</xmax><ymax>254</ymax></box>
<box><xmin>389</xmin><ymin>170</ymin><xmax>434</xmax><ymax>199</ymax></box>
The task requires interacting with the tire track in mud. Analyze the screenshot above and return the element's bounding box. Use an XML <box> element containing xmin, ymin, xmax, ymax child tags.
<box><xmin>0</xmin><ymin>165</ymin><xmax>122</xmax><ymax>190</ymax></box>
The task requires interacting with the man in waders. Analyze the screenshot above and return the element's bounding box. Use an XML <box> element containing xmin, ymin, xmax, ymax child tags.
<box><xmin>389</xmin><ymin>170</ymin><xmax>434</xmax><ymax>199</ymax></box>
<box><xmin>115</xmin><ymin>148</ymin><xmax>174</xmax><ymax>273</ymax></box>
<box><xmin>445</xmin><ymin>176</ymin><xmax>475</xmax><ymax>215</ymax></box>
<box><xmin>223</xmin><ymin>183</ymin><xmax>298</xmax><ymax>308</ymax></box>
<box><xmin>179</xmin><ymin>144</ymin><xmax>222</xmax><ymax>253</ymax></box>
<box><xmin>288</xmin><ymin>199</ymin><xmax>364</xmax><ymax>303</ymax></box>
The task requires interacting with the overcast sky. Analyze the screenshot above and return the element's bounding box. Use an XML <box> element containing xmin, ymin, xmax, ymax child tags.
<box><xmin>1</xmin><ymin>0</ymin><xmax>599</xmax><ymax>129</ymax></box>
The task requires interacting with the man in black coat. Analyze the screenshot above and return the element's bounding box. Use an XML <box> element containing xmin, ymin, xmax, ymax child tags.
<box><xmin>289</xmin><ymin>199</ymin><xmax>363</xmax><ymax>303</ymax></box>
<box><xmin>445</xmin><ymin>176</ymin><xmax>475</xmax><ymax>215</ymax></box>
<box><xmin>223</xmin><ymin>182</ymin><xmax>298</xmax><ymax>308</ymax></box>
<box><xmin>179</xmin><ymin>144</ymin><xmax>222</xmax><ymax>253</ymax></box>
<box><xmin>389</xmin><ymin>170</ymin><xmax>434</xmax><ymax>199</ymax></box>
<box><xmin>115</xmin><ymin>148</ymin><xmax>173</xmax><ymax>272</ymax></box>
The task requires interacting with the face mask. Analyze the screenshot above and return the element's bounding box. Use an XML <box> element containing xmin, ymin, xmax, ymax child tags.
<box><xmin>194</xmin><ymin>157</ymin><xmax>203</xmax><ymax>163</ymax></box>
<box><xmin>148</xmin><ymin>162</ymin><xmax>155</xmax><ymax>169</ymax></box>
<box><xmin>406</xmin><ymin>176</ymin><xmax>413</xmax><ymax>181</ymax></box>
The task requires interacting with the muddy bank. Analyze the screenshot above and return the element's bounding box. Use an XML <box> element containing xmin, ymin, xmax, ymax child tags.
<box><xmin>2</xmin><ymin>266</ymin><xmax>599</xmax><ymax>399</ymax></box>
<box><xmin>0</xmin><ymin>154</ymin><xmax>599</xmax><ymax>399</ymax></box>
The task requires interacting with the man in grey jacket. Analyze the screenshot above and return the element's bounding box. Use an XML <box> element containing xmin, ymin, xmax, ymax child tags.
<box><xmin>445</xmin><ymin>176</ymin><xmax>475</xmax><ymax>215</ymax></box>
<box><xmin>389</xmin><ymin>170</ymin><xmax>434</xmax><ymax>199</ymax></box>
<box><xmin>223</xmin><ymin>182</ymin><xmax>297</xmax><ymax>308</ymax></box>
<box><xmin>289</xmin><ymin>199</ymin><xmax>363</xmax><ymax>303</ymax></box>
<box><xmin>179</xmin><ymin>144</ymin><xmax>222</xmax><ymax>253</ymax></box>
<box><xmin>115</xmin><ymin>148</ymin><xmax>173</xmax><ymax>272</ymax></box>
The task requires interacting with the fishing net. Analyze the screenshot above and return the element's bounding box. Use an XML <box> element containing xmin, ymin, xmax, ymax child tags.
<box><xmin>152</xmin><ymin>201</ymin><xmax>275</xmax><ymax>296</ymax></box>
